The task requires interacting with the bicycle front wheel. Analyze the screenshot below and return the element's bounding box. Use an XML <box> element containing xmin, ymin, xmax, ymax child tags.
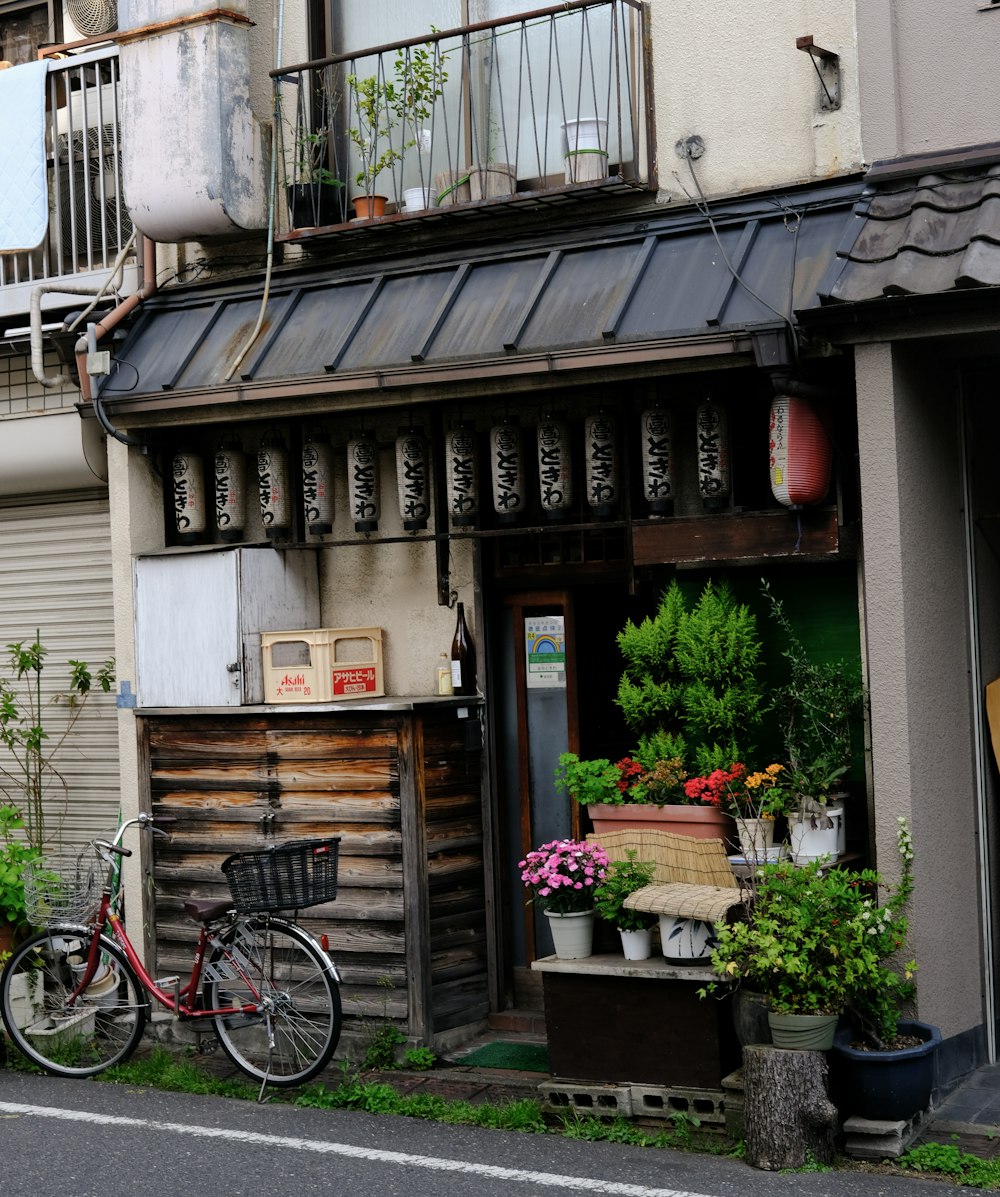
<box><xmin>205</xmin><ymin>917</ymin><xmax>341</xmax><ymax>1087</ymax></box>
<box><xmin>1</xmin><ymin>928</ymin><xmax>146</xmax><ymax>1078</ymax></box>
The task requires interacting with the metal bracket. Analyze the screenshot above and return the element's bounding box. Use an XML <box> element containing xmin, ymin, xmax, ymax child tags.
<box><xmin>796</xmin><ymin>35</ymin><xmax>841</xmax><ymax>111</ymax></box>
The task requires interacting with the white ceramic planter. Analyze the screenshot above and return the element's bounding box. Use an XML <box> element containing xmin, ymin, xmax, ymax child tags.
<box><xmin>735</xmin><ymin>815</ymin><xmax>776</xmax><ymax>860</ymax></box>
<box><xmin>562</xmin><ymin>117</ymin><xmax>609</xmax><ymax>182</ymax></box>
<box><xmin>790</xmin><ymin>810</ymin><xmax>842</xmax><ymax>864</ymax></box>
<box><xmin>659</xmin><ymin>914</ymin><xmax>717</xmax><ymax>963</ymax></box>
<box><xmin>619</xmin><ymin>927</ymin><xmax>652</xmax><ymax>961</ymax></box>
<box><xmin>402</xmin><ymin>186</ymin><xmax>434</xmax><ymax>212</ymax></box>
<box><xmin>545</xmin><ymin>909</ymin><xmax>594</xmax><ymax>959</ymax></box>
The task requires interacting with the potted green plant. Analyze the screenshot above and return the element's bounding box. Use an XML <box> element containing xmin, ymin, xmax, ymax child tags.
<box><xmin>830</xmin><ymin>818</ymin><xmax>941</xmax><ymax>1122</ymax></box>
<box><xmin>284</xmin><ymin>67</ymin><xmax>344</xmax><ymax>228</ymax></box>
<box><xmin>517</xmin><ymin>838</ymin><xmax>610</xmax><ymax>960</ymax></box>
<box><xmin>685</xmin><ymin>761</ymin><xmax>792</xmax><ymax>862</ymax></box>
<box><xmin>762</xmin><ymin>580</ymin><xmax>865</xmax><ymax>861</ymax></box>
<box><xmin>391</xmin><ymin>36</ymin><xmax>448</xmax><ymax>211</ymax></box>
<box><xmin>592</xmin><ymin>850</ymin><xmax>657</xmax><ymax>960</ymax></box>
<box><xmin>705</xmin><ymin>819</ymin><xmax>919</xmax><ymax>1052</ymax></box>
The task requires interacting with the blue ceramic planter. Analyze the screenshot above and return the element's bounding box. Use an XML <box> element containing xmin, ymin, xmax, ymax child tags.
<box><xmin>831</xmin><ymin>1020</ymin><xmax>941</xmax><ymax>1121</ymax></box>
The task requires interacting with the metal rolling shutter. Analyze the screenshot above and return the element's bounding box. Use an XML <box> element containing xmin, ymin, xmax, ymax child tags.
<box><xmin>0</xmin><ymin>491</ymin><xmax>118</xmax><ymax>848</ymax></box>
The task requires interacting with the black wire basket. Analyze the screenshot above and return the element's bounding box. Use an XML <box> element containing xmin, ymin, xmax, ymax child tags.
<box><xmin>221</xmin><ymin>838</ymin><xmax>341</xmax><ymax>912</ymax></box>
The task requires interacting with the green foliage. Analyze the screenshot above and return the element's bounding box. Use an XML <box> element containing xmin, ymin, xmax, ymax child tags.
<box><xmin>593</xmin><ymin>851</ymin><xmax>656</xmax><ymax>932</ymax></box>
<box><xmin>553</xmin><ymin>753</ymin><xmax>621</xmax><ymax>805</ymax></box>
<box><xmin>762</xmin><ymin>579</ymin><xmax>865</xmax><ymax>805</ymax></box>
<box><xmin>0</xmin><ymin>633</ymin><xmax>114</xmax><ymax>852</ymax></box>
<box><xmin>560</xmin><ymin>1110</ymin><xmax>701</xmax><ymax>1150</ymax></box>
<box><xmin>401</xmin><ymin>1045</ymin><xmax>437</xmax><ymax>1071</ymax></box>
<box><xmin>0</xmin><ymin>804</ymin><xmax>37</xmax><ymax>934</ymax></box>
<box><xmin>103</xmin><ymin>1047</ymin><xmax>258</xmax><ymax>1099</ymax></box>
<box><xmin>615</xmin><ymin>580</ymin><xmax>764</xmax><ymax>781</ymax></box>
<box><xmin>707</xmin><ymin>819</ymin><xmax>916</xmax><ymax>1029</ymax></box>
<box><xmin>348</xmin><ymin>35</ymin><xmax>448</xmax><ymax>193</ymax></box>
<box><xmin>900</xmin><ymin>1140</ymin><xmax>1000</xmax><ymax>1188</ymax></box>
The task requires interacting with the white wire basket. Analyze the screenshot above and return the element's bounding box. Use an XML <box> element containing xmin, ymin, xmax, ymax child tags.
<box><xmin>23</xmin><ymin>846</ymin><xmax>106</xmax><ymax>927</ymax></box>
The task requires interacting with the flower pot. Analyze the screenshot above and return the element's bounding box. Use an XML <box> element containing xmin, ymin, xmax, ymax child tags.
<box><xmin>790</xmin><ymin>810</ymin><xmax>841</xmax><ymax>864</ymax></box>
<box><xmin>831</xmin><ymin>1020</ymin><xmax>941</xmax><ymax>1121</ymax></box>
<box><xmin>587</xmin><ymin>802</ymin><xmax>735</xmax><ymax>848</ymax></box>
<box><xmin>352</xmin><ymin>194</ymin><xmax>387</xmax><ymax>220</ymax></box>
<box><xmin>767</xmin><ymin>1010</ymin><xmax>840</xmax><ymax>1050</ymax></box>
<box><xmin>658</xmin><ymin>914</ymin><xmax>717</xmax><ymax>964</ymax></box>
<box><xmin>562</xmin><ymin>117</ymin><xmax>609</xmax><ymax>183</ymax></box>
<box><xmin>402</xmin><ymin>186</ymin><xmax>435</xmax><ymax>212</ymax></box>
<box><xmin>544</xmin><ymin>909</ymin><xmax>594</xmax><ymax>960</ymax></box>
<box><xmin>467</xmin><ymin>163</ymin><xmax>516</xmax><ymax>200</ymax></box>
<box><xmin>827</xmin><ymin>794</ymin><xmax>848</xmax><ymax>855</ymax></box>
<box><xmin>619</xmin><ymin>926</ymin><xmax>652</xmax><ymax>961</ymax></box>
<box><xmin>286</xmin><ymin>182</ymin><xmax>341</xmax><ymax>228</ymax></box>
<box><xmin>735</xmin><ymin>815</ymin><xmax>776</xmax><ymax>860</ymax></box>
<box><xmin>732</xmin><ymin>989</ymin><xmax>772</xmax><ymax>1046</ymax></box>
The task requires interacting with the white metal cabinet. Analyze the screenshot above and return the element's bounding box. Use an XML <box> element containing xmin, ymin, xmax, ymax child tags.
<box><xmin>134</xmin><ymin>548</ymin><xmax>320</xmax><ymax>706</ymax></box>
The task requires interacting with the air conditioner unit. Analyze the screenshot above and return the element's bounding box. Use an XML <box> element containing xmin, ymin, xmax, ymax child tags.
<box><xmin>65</xmin><ymin>0</ymin><xmax>118</xmax><ymax>38</ymax></box>
<box><xmin>54</xmin><ymin>124</ymin><xmax>132</xmax><ymax>256</ymax></box>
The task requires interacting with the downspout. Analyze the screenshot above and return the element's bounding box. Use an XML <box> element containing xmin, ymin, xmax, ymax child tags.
<box><xmin>74</xmin><ymin>235</ymin><xmax>159</xmax><ymax>447</ymax></box>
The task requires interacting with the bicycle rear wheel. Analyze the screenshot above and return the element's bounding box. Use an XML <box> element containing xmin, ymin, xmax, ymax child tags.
<box><xmin>0</xmin><ymin>928</ymin><xmax>146</xmax><ymax>1077</ymax></box>
<box><xmin>205</xmin><ymin>917</ymin><xmax>341</xmax><ymax>1087</ymax></box>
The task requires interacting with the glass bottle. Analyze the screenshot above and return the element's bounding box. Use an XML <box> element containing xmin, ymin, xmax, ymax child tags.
<box><xmin>436</xmin><ymin>652</ymin><xmax>454</xmax><ymax>696</ymax></box>
<box><xmin>450</xmin><ymin>602</ymin><xmax>476</xmax><ymax>697</ymax></box>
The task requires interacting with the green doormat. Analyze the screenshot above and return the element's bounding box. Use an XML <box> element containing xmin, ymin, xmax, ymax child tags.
<box><xmin>458</xmin><ymin>1041</ymin><xmax>550</xmax><ymax>1072</ymax></box>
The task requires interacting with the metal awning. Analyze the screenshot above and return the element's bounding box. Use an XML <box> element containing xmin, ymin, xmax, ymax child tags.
<box><xmin>100</xmin><ymin>179</ymin><xmax>863</xmax><ymax>413</ymax></box>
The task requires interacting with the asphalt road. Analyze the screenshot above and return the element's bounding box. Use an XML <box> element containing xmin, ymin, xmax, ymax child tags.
<box><xmin>0</xmin><ymin>1069</ymin><xmax>964</xmax><ymax>1197</ymax></box>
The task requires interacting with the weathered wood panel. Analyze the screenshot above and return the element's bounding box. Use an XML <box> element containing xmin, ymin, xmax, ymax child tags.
<box><xmin>142</xmin><ymin>706</ymin><xmax>487</xmax><ymax>1048</ymax></box>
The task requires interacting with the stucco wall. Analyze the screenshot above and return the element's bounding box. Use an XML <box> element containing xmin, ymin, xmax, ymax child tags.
<box><xmin>653</xmin><ymin>0</ymin><xmax>862</xmax><ymax>201</ymax></box>
<box><xmin>855</xmin><ymin>341</ymin><xmax>982</xmax><ymax>1039</ymax></box>
<box><xmin>857</xmin><ymin>2</ymin><xmax>1000</xmax><ymax>162</ymax></box>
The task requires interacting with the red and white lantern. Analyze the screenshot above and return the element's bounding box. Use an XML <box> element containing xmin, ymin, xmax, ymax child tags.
<box><xmin>696</xmin><ymin>399</ymin><xmax>731</xmax><ymax>510</ymax></box>
<box><xmin>769</xmin><ymin>395</ymin><xmax>832</xmax><ymax>508</ymax></box>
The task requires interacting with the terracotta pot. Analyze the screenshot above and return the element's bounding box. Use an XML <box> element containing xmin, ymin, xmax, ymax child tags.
<box><xmin>352</xmin><ymin>194</ymin><xmax>387</xmax><ymax>220</ymax></box>
<box><xmin>586</xmin><ymin>802</ymin><xmax>736</xmax><ymax>848</ymax></box>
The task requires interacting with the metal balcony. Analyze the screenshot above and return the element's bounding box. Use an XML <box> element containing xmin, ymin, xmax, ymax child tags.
<box><xmin>0</xmin><ymin>46</ymin><xmax>137</xmax><ymax>322</ymax></box>
<box><xmin>272</xmin><ymin>0</ymin><xmax>655</xmax><ymax>238</ymax></box>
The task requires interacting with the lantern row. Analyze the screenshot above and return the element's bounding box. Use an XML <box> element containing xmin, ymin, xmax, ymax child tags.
<box><xmin>171</xmin><ymin>398</ymin><xmax>831</xmax><ymax>542</ymax></box>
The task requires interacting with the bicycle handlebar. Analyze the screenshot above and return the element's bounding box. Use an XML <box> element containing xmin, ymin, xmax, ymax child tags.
<box><xmin>110</xmin><ymin>812</ymin><xmax>177</xmax><ymax>850</ymax></box>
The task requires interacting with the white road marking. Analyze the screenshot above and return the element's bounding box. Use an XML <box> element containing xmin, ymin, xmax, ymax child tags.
<box><xmin>0</xmin><ymin>1100</ymin><xmax>713</xmax><ymax>1196</ymax></box>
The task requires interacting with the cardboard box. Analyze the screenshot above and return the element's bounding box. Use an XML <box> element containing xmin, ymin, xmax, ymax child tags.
<box><xmin>262</xmin><ymin>627</ymin><xmax>384</xmax><ymax>703</ymax></box>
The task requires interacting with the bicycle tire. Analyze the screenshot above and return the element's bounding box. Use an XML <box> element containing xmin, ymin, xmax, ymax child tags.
<box><xmin>0</xmin><ymin>928</ymin><xmax>147</xmax><ymax>1078</ymax></box>
<box><xmin>204</xmin><ymin>917</ymin><xmax>341</xmax><ymax>1087</ymax></box>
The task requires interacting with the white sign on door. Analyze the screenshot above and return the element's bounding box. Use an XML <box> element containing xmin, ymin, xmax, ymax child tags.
<box><xmin>525</xmin><ymin>615</ymin><xmax>566</xmax><ymax>689</ymax></box>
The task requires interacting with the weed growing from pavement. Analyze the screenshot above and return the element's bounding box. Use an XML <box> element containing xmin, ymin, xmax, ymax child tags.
<box><xmin>898</xmin><ymin>1140</ymin><xmax>1000</xmax><ymax>1188</ymax></box>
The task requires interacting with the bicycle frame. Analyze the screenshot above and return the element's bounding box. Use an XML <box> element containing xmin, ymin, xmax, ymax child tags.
<box><xmin>65</xmin><ymin>815</ymin><xmax>338</xmax><ymax>1023</ymax></box>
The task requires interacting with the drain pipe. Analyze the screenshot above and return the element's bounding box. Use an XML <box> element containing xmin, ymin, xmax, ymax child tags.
<box><xmin>29</xmin><ymin>231</ymin><xmax>136</xmax><ymax>389</ymax></box>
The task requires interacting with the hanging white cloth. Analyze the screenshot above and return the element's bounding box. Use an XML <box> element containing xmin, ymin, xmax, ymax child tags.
<box><xmin>0</xmin><ymin>60</ymin><xmax>50</xmax><ymax>252</ymax></box>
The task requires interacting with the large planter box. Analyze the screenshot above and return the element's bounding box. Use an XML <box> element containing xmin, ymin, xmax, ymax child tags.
<box><xmin>532</xmin><ymin>954</ymin><xmax>740</xmax><ymax>1087</ymax></box>
<box><xmin>587</xmin><ymin>803</ymin><xmax>736</xmax><ymax>849</ymax></box>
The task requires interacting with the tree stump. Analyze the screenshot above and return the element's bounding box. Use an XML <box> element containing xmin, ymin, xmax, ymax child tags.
<box><xmin>743</xmin><ymin>1045</ymin><xmax>838</xmax><ymax>1170</ymax></box>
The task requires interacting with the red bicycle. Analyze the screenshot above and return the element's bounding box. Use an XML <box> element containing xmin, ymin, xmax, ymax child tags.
<box><xmin>0</xmin><ymin>813</ymin><xmax>342</xmax><ymax>1088</ymax></box>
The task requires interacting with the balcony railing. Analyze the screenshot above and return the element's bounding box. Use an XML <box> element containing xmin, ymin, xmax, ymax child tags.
<box><xmin>273</xmin><ymin>0</ymin><xmax>654</xmax><ymax>233</ymax></box>
<box><xmin>0</xmin><ymin>46</ymin><xmax>134</xmax><ymax>315</ymax></box>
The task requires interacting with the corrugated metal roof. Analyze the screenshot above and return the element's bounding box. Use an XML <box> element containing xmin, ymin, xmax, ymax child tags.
<box><xmin>102</xmin><ymin>181</ymin><xmax>862</xmax><ymax>403</ymax></box>
<box><xmin>818</xmin><ymin>157</ymin><xmax>1000</xmax><ymax>304</ymax></box>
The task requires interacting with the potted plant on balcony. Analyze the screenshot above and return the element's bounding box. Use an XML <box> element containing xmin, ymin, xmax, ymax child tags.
<box><xmin>284</xmin><ymin>67</ymin><xmax>343</xmax><ymax>229</ymax></box>
<box><xmin>592</xmin><ymin>850</ymin><xmax>657</xmax><ymax>960</ymax></box>
<box><xmin>518</xmin><ymin>837</ymin><xmax>609</xmax><ymax>960</ymax></box>
<box><xmin>391</xmin><ymin>37</ymin><xmax>448</xmax><ymax>212</ymax></box>
<box><xmin>763</xmin><ymin>580</ymin><xmax>865</xmax><ymax>863</ymax></box>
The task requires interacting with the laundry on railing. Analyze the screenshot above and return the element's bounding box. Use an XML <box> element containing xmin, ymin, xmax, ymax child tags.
<box><xmin>0</xmin><ymin>60</ymin><xmax>50</xmax><ymax>252</ymax></box>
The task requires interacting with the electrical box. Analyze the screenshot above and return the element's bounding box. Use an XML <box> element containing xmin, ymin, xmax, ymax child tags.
<box><xmin>133</xmin><ymin>548</ymin><xmax>320</xmax><ymax>706</ymax></box>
